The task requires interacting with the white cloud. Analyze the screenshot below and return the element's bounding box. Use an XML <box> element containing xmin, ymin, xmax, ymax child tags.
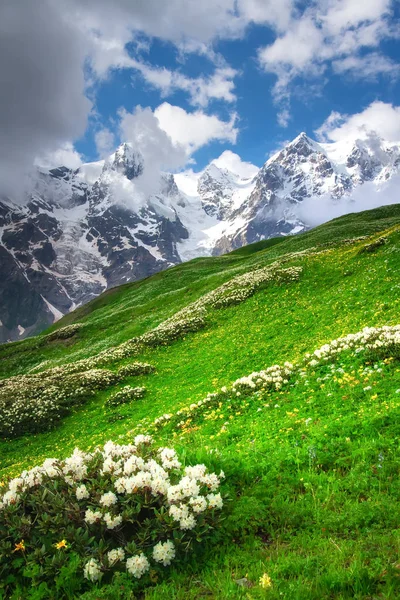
<box><xmin>258</xmin><ymin>0</ymin><xmax>397</xmax><ymax>126</ymax></box>
<box><xmin>1</xmin><ymin>0</ymin><xmax>264</xmax><ymax>196</ymax></box>
<box><xmin>130</xmin><ymin>61</ymin><xmax>238</xmax><ymax>107</ymax></box>
<box><xmin>296</xmin><ymin>174</ymin><xmax>400</xmax><ymax>227</ymax></box>
<box><xmin>237</xmin><ymin>0</ymin><xmax>294</xmax><ymax>31</ymax></box>
<box><xmin>0</xmin><ymin>0</ymin><xmax>91</xmax><ymax>197</ymax></box>
<box><xmin>316</xmin><ymin>101</ymin><xmax>400</xmax><ymax>143</ymax></box>
<box><xmin>154</xmin><ymin>102</ymin><xmax>238</xmax><ymax>154</ymax></box>
<box><xmin>332</xmin><ymin>53</ymin><xmax>400</xmax><ymax>80</ymax></box>
<box><xmin>95</xmin><ymin>128</ymin><xmax>116</xmax><ymax>158</ymax></box>
<box><xmin>118</xmin><ymin>105</ymin><xmax>187</xmax><ymax>199</ymax></box>
<box><xmin>35</xmin><ymin>143</ymin><xmax>83</xmax><ymax>170</ymax></box>
<box><xmin>117</xmin><ymin>102</ymin><xmax>238</xmax><ymax>200</ymax></box>
<box><xmin>212</xmin><ymin>150</ymin><xmax>258</xmax><ymax>178</ymax></box>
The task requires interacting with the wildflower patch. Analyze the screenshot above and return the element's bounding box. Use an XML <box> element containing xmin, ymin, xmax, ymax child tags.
<box><xmin>0</xmin><ymin>362</ymin><xmax>153</xmax><ymax>438</ymax></box>
<box><xmin>105</xmin><ymin>385</ymin><xmax>146</xmax><ymax>407</ymax></box>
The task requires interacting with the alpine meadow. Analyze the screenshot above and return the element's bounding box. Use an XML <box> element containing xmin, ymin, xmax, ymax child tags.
<box><xmin>1</xmin><ymin>204</ymin><xmax>400</xmax><ymax>599</ymax></box>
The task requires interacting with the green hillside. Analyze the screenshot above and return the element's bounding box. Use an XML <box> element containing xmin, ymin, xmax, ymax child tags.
<box><xmin>1</xmin><ymin>204</ymin><xmax>400</xmax><ymax>599</ymax></box>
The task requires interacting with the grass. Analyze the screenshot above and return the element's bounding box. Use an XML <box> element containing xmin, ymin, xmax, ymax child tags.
<box><xmin>1</xmin><ymin>204</ymin><xmax>400</xmax><ymax>598</ymax></box>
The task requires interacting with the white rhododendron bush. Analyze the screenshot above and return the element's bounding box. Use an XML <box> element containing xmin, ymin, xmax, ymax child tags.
<box><xmin>0</xmin><ymin>436</ymin><xmax>224</xmax><ymax>596</ymax></box>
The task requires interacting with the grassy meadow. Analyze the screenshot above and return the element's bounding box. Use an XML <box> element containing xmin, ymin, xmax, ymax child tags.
<box><xmin>1</xmin><ymin>204</ymin><xmax>400</xmax><ymax>599</ymax></box>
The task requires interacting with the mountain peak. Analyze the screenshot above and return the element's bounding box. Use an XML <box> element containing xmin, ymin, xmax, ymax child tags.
<box><xmin>289</xmin><ymin>132</ymin><xmax>318</xmax><ymax>147</ymax></box>
<box><xmin>107</xmin><ymin>142</ymin><xmax>144</xmax><ymax>180</ymax></box>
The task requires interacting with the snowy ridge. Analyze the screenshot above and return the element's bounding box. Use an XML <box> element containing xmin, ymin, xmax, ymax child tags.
<box><xmin>0</xmin><ymin>132</ymin><xmax>399</xmax><ymax>341</ymax></box>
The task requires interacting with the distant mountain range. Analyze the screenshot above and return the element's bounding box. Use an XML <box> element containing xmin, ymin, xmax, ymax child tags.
<box><xmin>1</xmin><ymin>132</ymin><xmax>399</xmax><ymax>341</ymax></box>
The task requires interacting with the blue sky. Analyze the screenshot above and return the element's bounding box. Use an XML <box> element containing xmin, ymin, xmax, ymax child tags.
<box><xmin>75</xmin><ymin>0</ymin><xmax>400</xmax><ymax>171</ymax></box>
<box><xmin>2</xmin><ymin>0</ymin><xmax>400</xmax><ymax>192</ymax></box>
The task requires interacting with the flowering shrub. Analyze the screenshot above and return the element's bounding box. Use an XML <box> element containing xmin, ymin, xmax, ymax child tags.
<box><xmin>0</xmin><ymin>362</ymin><xmax>153</xmax><ymax>438</ymax></box>
<box><xmin>105</xmin><ymin>386</ymin><xmax>146</xmax><ymax>407</ymax></box>
<box><xmin>45</xmin><ymin>323</ymin><xmax>84</xmax><ymax>342</ymax></box>
<box><xmin>0</xmin><ymin>436</ymin><xmax>224</xmax><ymax>597</ymax></box>
<box><xmin>0</xmin><ymin>260</ymin><xmax>303</xmax><ymax>440</ymax></box>
<box><xmin>117</xmin><ymin>362</ymin><xmax>155</xmax><ymax>378</ymax></box>
<box><xmin>146</xmin><ymin>325</ymin><xmax>400</xmax><ymax>439</ymax></box>
<box><xmin>159</xmin><ymin>264</ymin><xmax>303</xmax><ymax>324</ymax></box>
<box><xmin>150</xmin><ymin>362</ymin><xmax>295</xmax><ymax>435</ymax></box>
<box><xmin>304</xmin><ymin>325</ymin><xmax>400</xmax><ymax>368</ymax></box>
<box><xmin>359</xmin><ymin>237</ymin><xmax>387</xmax><ymax>254</ymax></box>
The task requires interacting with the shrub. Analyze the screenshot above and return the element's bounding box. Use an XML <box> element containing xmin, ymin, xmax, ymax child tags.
<box><xmin>117</xmin><ymin>363</ymin><xmax>155</xmax><ymax>378</ymax></box>
<box><xmin>45</xmin><ymin>323</ymin><xmax>83</xmax><ymax>342</ymax></box>
<box><xmin>0</xmin><ymin>436</ymin><xmax>224</xmax><ymax>597</ymax></box>
<box><xmin>358</xmin><ymin>237</ymin><xmax>388</xmax><ymax>254</ymax></box>
<box><xmin>0</xmin><ymin>362</ymin><xmax>154</xmax><ymax>438</ymax></box>
<box><xmin>106</xmin><ymin>386</ymin><xmax>146</xmax><ymax>407</ymax></box>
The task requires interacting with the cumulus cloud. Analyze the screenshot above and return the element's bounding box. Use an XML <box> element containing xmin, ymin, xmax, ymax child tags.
<box><xmin>129</xmin><ymin>61</ymin><xmax>238</xmax><ymax>107</ymax></box>
<box><xmin>154</xmin><ymin>103</ymin><xmax>238</xmax><ymax>153</ymax></box>
<box><xmin>316</xmin><ymin>101</ymin><xmax>400</xmax><ymax>143</ymax></box>
<box><xmin>35</xmin><ymin>143</ymin><xmax>84</xmax><ymax>170</ymax></box>
<box><xmin>258</xmin><ymin>0</ymin><xmax>398</xmax><ymax>126</ymax></box>
<box><xmin>332</xmin><ymin>53</ymin><xmax>400</xmax><ymax>80</ymax></box>
<box><xmin>1</xmin><ymin>0</ymin><xmax>266</xmax><ymax>198</ymax></box>
<box><xmin>296</xmin><ymin>174</ymin><xmax>400</xmax><ymax>227</ymax></box>
<box><xmin>95</xmin><ymin>128</ymin><xmax>116</xmax><ymax>158</ymax></box>
<box><xmin>118</xmin><ymin>105</ymin><xmax>186</xmax><ymax>199</ymax></box>
<box><xmin>0</xmin><ymin>0</ymin><xmax>91</xmax><ymax>198</ymax></box>
<box><xmin>212</xmin><ymin>150</ymin><xmax>258</xmax><ymax>178</ymax></box>
<box><xmin>116</xmin><ymin>103</ymin><xmax>239</xmax><ymax>201</ymax></box>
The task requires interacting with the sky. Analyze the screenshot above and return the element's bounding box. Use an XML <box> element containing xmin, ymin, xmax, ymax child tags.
<box><xmin>1</xmin><ymin>0</ymin><xmax>400</xmax><ymax>196</ymax></box>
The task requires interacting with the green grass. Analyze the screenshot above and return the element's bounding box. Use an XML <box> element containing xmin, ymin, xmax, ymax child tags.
<box><xmin>2</xmin><ymin>204</ymin><xmax>400</xmax><ymax>599</ymax></box>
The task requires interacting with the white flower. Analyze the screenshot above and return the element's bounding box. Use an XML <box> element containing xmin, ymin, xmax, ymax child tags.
<box><xmin>100</xmin><ymin>491</ymin><xmax>118</xmax><ymax>507</ymax></box>
<box><xmin>2</xmin><ymin>490</ymin><xmax>20</xmax><ymax>506</ymax></box>
<box><xmin>189</xmin><ymin>496</ymin><xmax>207</xmax><ymax>514</ymax></box>
<box><xmin>159</xmin><ymin>447</ymin><xmax>181</xmax><ymax>470</ymax></box>
<box><xmin>153</xmin><ymin>540</ymin><xmax>176</xmax><ymax>566</ymax></box>
<box><xmin>179</xmin><ymin>514</ymin><xmax>197</xmax><ymax>530</ymax></box>
<box><xmin>76</xmin><ymin>484</ymin><xmax>89</xmax><ymax>500</ymax></box>
<box><xmin>107</xmin><ymin>548</ymin><xmax>125</xmax><ymax>565</ymax></box>
<box><xmin>123</xmin><ymin>455</ymin><xmax>145</xmax><ymax>475</ymax></box>
<box><xmin>184</xmin><ymin>464</ymin><xmax>207</xmax><ymax>480</ymax></box>
<box><xmin>207</xmin><ymin>492</ymin><xmax>223</xmax><ymax>510</ymax></box>
<box><xmin>85</xmin><ymin>509</ymin><xmax>102</xmax><ymax>525</ymax></box>
<box><xmin>200</xmin><ymin>473</ymin><xmax>220</xmax><ymax>491</ymax></box>
<box><xmin>169</xmin><ymin>504</ymin><xmax>189</xmax><ymax>521</ymax></box>
<box><xmin>126</xmin><ymin>554</ymin><xmax>150</xmax><ymax>578</ymax></box>
<box><xmin>84</xmin><ymin>558</ymin><xmax>102</xmax><ymax>582</ymax></box>
<box><xmin>104</xmin><ymin>512</ymin><xmax>122</xmax><ymax>529</ymax></box>
<box><xmin>114</xmin><ymin>477</ymin><xmax>127</xmax><ymax>493</ymax></box>
<box><xmin>134</xmin><ymin>434</ymin><xmax>153</xmax><ymax>446</ymax></box>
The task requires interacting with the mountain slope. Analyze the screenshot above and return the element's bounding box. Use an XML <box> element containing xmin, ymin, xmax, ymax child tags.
<box><xmin>0</xmin><ymin>134</ymin><xmax>399</xmax><ymax>342</ymax></box>
<box><xmin>1</xmin><ymin>205</ymin><xmax>400</xmax><ymax>598</ymax></box>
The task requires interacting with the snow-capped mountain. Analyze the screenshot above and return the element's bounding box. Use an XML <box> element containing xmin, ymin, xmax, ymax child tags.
<box><xmin>1</xmin><ymin>133</ymin><xmax>399</xmax><ymax>341</ymax></box>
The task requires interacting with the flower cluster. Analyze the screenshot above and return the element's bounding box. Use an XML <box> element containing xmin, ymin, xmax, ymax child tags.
<box><xmin>147</xmin><ymin>324</ymin><xmax>400</xmax><ymax>441</ymax></box>
<box><xmin>105</xmin><ymin>385</ymin><xmax>146</xmax><ymax>407</ymax></box>
<box><xmin>304</xmin><ymin>326</ymin><xmax>400</xmax><ymax>368</ymax></box>
<box><xmin>45</xmin><ymin>323</ymin><xmax>83</xmax><ymax>342</ymax></box>
<box><xmin>152</xmin><ymin>363</ymin><xmax>294</xmax><ymax>435</ymax></box>
<box><xmin>0</xmin><ymin>362</ymin><xmax>153</xmax><ymax>438</ymax></box>
<box><xmin>0</xmin><ymin>436</ymin><xmax>224</xmax><ymax>596</ymax></box>
<box><xmin>159</xmin><ymin>264</ymin><xmax>302</xmax><ymax>326</ymax></box>
<box><xmin>359</xmin><ymin>237</ymin><xmax>387</xmax><ymax>254</ymax></box>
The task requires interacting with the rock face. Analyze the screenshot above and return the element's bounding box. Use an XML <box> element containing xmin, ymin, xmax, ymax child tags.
<box><xmin>1</xmin><ymin>134</ymin><xmax>399</xmax><ymax>340</ymax></box>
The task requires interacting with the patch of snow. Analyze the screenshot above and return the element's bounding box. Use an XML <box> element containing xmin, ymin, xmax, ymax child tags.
<box><xmin>41</xmin><ymin>296</ymin><xmax>64</xmax><ymax>322</ymax></box>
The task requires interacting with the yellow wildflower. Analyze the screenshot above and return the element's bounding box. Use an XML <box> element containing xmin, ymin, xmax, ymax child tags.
<box><xmin>13</xmin><ymin>540</ymin><xmax>26</xmax><ymax>553</ymax></box>
<box><xmin>259</xmin><ymin>573</ymin><xmax>272</xmax><ymax>589</ymax></box>
<box><xmin>54</xmin><ymin>539</ymin><xmax>68</xmax><ymax>550</ymax></box>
